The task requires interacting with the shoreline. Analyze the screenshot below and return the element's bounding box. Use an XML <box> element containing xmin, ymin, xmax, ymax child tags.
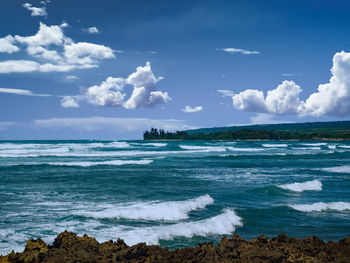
<box><xmin>1</xmin><ymin>231</ymin><xmax>350</xmax><ymax>262</ymax></box>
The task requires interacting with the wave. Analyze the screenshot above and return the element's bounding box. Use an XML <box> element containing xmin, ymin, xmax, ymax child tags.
<box><xmin>262</xmin><ymin>144</ymin><xmax>288</xmax><ymax>148</ymax></box>
<box><xmin>290</xmin><ymin>147</ymin><xmax>321</xmax><ymax>150</ymax></box>
<box><xmin>47</xmin><ymin>160</ymin><xmax>153</xmax><ymax>167</ymax></box>
<box><xmin>278</xmin><ymin>179</ymin><xmax>322</xmax><ymax>192</ymax></box>
<box><xmin>322</xmin><ymin>165</ymin><xmax>350</xmax><ymax>173</ymax></box>
<box><xmin>227</xmin><ymin>147</ymin><xmax>265</xmax><ymax>152</ymax></box>
<box><xmin>76</xmin><ymin>195</ymin><xmax>214</xmax><ymax>221</ymax></box>
<box><xmin>109</xmin><ymin>208</ymin><xmax>242</xmax><ymax>245</ymax></box>
<box><xmin>338</xmin><ymin>145</ymin><xmax>350</xmax><ymax>149</ymax></box>
<box><xmin>143</xmin><ymin>143</ymin><xmax>167</xmax><ymax>147</ymax></box>
<box><xmin>300</xmin><ymin>143</ymin><xmax>328</xmax><ymax>146</ymax></box>
<box><xmin>179</xmin><ymin>145</ymin><xmax>226</xmax><ymax>152</ymax></box>
<box><xmin>289</xmin><ymin>202</ymin><xmax>350</xmax><ymax>212</ymax></box>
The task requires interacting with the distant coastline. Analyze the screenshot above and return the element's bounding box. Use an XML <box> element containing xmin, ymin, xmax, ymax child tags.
<box><xmin>143</xmin><ymin>120</ymin><xmax>350</xmax><ymax>141</ymax></box>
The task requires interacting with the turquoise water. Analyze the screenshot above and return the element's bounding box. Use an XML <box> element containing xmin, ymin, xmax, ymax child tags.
<box><xmin>1</xmin><ymin>140</ymin><xmax>350</xmax><ymax>255</ymax></box>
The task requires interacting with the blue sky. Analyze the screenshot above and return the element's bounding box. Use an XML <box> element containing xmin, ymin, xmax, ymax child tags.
<box><xmin>1</xmin><ymin>0</ymin><xmax>350</xmax><ymax>139</ymax></box>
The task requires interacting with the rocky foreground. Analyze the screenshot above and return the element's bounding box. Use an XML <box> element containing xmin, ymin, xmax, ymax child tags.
<box><xmin>1</xmin><ymin>232</ymin><xmax>350</xmax><ymax>263</ymax></box>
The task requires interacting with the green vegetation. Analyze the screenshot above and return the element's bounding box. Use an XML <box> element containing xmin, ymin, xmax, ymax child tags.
<box><xmin>143</xmin><ymin>121</ymin><xmax>350</xmax><ymax>140</ymax></box>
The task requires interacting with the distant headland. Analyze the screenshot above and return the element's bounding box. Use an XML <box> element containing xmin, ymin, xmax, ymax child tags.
<box><xmin>143</xmin><ymin>120</ymin><xmax>350</xmax><ymax>140</ymax></box>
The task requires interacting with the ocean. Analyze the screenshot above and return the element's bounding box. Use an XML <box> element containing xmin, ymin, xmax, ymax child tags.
<box><xmin>1</xmin><ymin>140</ymin><xmax>350</xmax><ymax>255</ymax></box>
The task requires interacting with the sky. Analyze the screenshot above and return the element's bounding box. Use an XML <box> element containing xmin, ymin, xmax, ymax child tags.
<box><xmin>1</xmin><ymin>0</ymin><xmax>350</xmax><ymax>139</ymax></box>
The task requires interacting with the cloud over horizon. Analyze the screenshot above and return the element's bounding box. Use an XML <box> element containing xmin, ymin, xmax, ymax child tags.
<box><xmin>222</xmin><ymin>51</ymin><xmax>350</xmax><ymax>117</ymax></box>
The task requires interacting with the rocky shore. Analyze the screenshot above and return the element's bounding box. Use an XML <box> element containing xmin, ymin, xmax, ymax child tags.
<box><xmin>1</xmin><ymin>231</ymin><xmax>350</xmax><ymax>263</ymax></box>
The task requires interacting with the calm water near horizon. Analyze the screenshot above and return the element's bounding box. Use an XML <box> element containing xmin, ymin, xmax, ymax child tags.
<box><xmin>1</xmin><ymin>140</ymin><xmax>350</xmax><ymax>255</ymax></box>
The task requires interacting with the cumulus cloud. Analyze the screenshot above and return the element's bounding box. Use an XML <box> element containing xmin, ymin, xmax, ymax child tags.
<box><xmin>182</xmin><ymin>105</ymin><xmax>203</xmax><ymax>113</ymax></box>
<box><xmin>23</xmin><ymin>3</ymin><xmax>47</xmax><ymax>17</ymax></box>
<box><xmin>0</xmin><ymin>36</ymin><xmax>19</xmax><ymax>54</ymax></box>
<box><xmin>216</xmin><ymin>48</ymin><xmax>260</xmax><ymax>55</ymax></box>
<box><xmin>224</xmin><ymin>51</ymin><xmax>350</xmax><ymax>117</ymax></box>
<box><xmin>60</xmin><ymin>96</ymin><xmax>79</xmax><ymax>108</ymax></box>
<box><xmin>301</xmin><ymin>51</ymin><xmax>350</xmax><ymax>116</ymax></box>
<box><xmin>0</xmin><ymin>22</ymin><xmax>115</xmax><ymax>73</ymax></box>
<box><xmin>84</xmin><ymin>27</ymin><xmax>99</xmax><ymax>34</ymax></box>
<box><xmin>34</xmin><ymin>117</ymin><xmax>193</xmax><ymax>133</ymax></box>
<box><xmin>86</xmin><ymin>62</ymin><xmax>171</xmax><ymax>109</ymax></box>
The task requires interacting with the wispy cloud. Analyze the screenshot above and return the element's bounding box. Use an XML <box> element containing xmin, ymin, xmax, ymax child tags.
<box><xmin>217</xmin><ymin>89</ymin><xmax>235</xmax><ymax>97</ymax></box>
<box><xmin>216</xmin><ymin>48</ymin><xmax>260</xmax><ymax>55</ymax></box>
<box><xmin>0</xmin><ymin>87</ymin><xmax>51</xmax><ymax>97</ymax></box>
<box><xmin>33</xmin><ymin>117</ymin><xmax>196</xmax><ymax>133</ymax></box>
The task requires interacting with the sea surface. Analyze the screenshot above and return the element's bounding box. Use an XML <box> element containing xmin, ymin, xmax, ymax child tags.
<box><xmin>1</xmin><ymin>140</ymin><xmax>350</xmax><ymax>255</ymax></box>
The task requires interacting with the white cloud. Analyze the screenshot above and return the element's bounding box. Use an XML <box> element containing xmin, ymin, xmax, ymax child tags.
<box><xmin>60</xmin><ymin>96</ymin><xmax>79</xmax><ymax>108</ymax></box>
<box><xmin>217</xmin><ymin>89</ymin><xmax>235</xmax><ymax>97</ymax></box>
<box><xmin>124</xmin><ymin>62</ymin><xmax>170</xmax><ymax>109</ymax></box>
<box><xmin>182</xmin><ymin>105</ymin><xmax>203</xmax><ymax>113</ymax></box>
<box><xmin>0</xmin><ymin>60</ymin><xmax>39</xmax><ymax>73</ymax></box>
<box><xmin>229</xmin><ymin>51</ymin><xmax>350</xmax><ymax>117</ymax></box>
<box><xmin>0</xmin><ymin>36</ymin><xmax>19</xmax><ymax>54</ymax></box>
<box><xmin>281</xmin><ymin>73</ymin><xmax>295</xmax><ymax>77</ymax></box>
<box><xmin>87</xmin><ymin>77</ymin><xmax>126</xmax><ymax>106</ymax></box>
<box><xmin>66</xmin><ymin>75</ymin><xmax>79</xmax><ymax>81</ymax></box>
<box><xmin>86</xmin><ymin>62</ymin><xmax>171</xmax><ymax>109</ymax></box>
<box><xmin>216</xmin><ymin>48</ymin><xmax>260</xmax><ymax>55</ymax></box>
<box><xmin>0</xmin><ymin>87</ymin><xmax>51</xmax><ymax>96</ymax></box>
<box><xmin>0</xmin><ymin>22</ymin><xmax>115</xmax><ymax>74</ymax></box>
<box><xmin>301</xmin><ymin>51</ymin><xmax>350</xmax><ymax>116</ymax></box>
<box><xmin>232</xmin><ymin>89</ymin><xmax>267</xmax><ymax>113</ymax></box>
<box><xmin>64</xmin><ymin>42</ymin><xmax>114</xmax><ymax>65</ymax></box>
<box><xmin>85</xmin><ymin>27</ymin><xmax>99</xmax><ymax>34</ymax></box>
<box><xmin>0</xmin><ymin>87</ymin><xmax>33</xmax><ymax>96</ymax></box>
<box><xmin>33</xmin><ymin>117</ymin><xmax>193</xmax><ymax>133</ymax></box>
<box><xmin>23</xmin><ymin>3</ymin><xmax>47</xmax><ymax>17</ymax></box>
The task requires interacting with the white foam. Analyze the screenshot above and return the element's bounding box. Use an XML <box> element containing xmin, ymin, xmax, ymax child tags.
<box><xmin>76</xmin><ymin>195</ymin><xmax>214</xmax><ymax>221</ymax></box>
<box><xmin>262</xmin><ymin>144</ymin><xmax>287</xmax><ymax>148</ymax></box>
<box><xmin>300</xmin><ymin>143</ymin><xmax>327</xmax><ymax>146</ymax></box>
<box><xmin>227</xmin><ymin>147</ymin><xmax>265</xmax><ymax>152</ymax></box>
<box><xmin>179</xmin><ymin>145</ymin><xmax>226</xmax><ymax>152</ymax></box>
<box><xmin>109</xmin><ymin>208</ymin><xmax>242</xmax><ymax>245</ymax></box>
<box><xmin>328</xmin><ymin>144</ymin><xmax>337</xmax><ymax>149</ymax></box>
<box><xmin>291</xmin><ymin>147</ymin><xmax>321</xmax><ymax>150</ymax></box>
<box><xmin>278</xmin><ymin>179</ymin><xmax>322</xmax><ymax>192</ymax></box>
<box><xmin>338</xmin><ymin>145</ymin><xmax>350</xmax><ymax>149</ymax></box>
<box><xmin>322</xmin><ymin>165</ymin><xmax>350</xmax><ymax>173</ymax></box>
<box><xmin>143</xmin><ymin>143</ymin><xmax>167</xmax><ymax>147</ymax></box>
<box><xmin>289</xmin><ymin>202</ymin><xmax>350</xmax><ymax>212</ymax></box>
<box><xmin>48</xmin><ymin>160</ymin><xmax>153</xmax><ymax>167</ymax></box>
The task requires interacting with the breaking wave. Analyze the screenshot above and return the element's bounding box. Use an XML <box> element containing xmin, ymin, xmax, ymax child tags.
<box><xmin>278</xmin><ymin>179</ymin><xmax>322</xmax><ymax>192</ymax></box>
<box><xmin>76</xmin><ymin>195</ymin><xmax>214</xmax><ymax>221</ymax></box>
<box><xmin>48</xmin><ymin>160</ymin><xmax>153</xmax><ymax>167</ymax></box>
<box><xmin>289</xmin><ymin>202</ymin><xmax>350</xmax><ymax>212</ymax></box>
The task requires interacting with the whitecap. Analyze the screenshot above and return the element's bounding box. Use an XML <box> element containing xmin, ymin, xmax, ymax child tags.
<box><xmin>76</xmin><ymin>194</ymin><xmax>214</xmax><ymax>221</ymax></box>
<box><xmin>289</xmin><ymin>202</ymin><xmax>350</xmax><ymax>212</ymax></box>
<box><xmin>278</xmin><ymin>179</ymin><xmax>322</xmax><ymax>192</ymax></box>
<box><xmin>300</xmin><ymin>143</ymin><xmax>327</xmax><ymax>146</ymax></box>
<box><xmin>179</xmin><ymin>145</ymin><xmax>226</xmax><ymax>152</ymax></box>
<box><xmin>227</xmin><ymin>147</ymin><xmax>265</xmax><ymax>152</ymax></box>
<box><xmin>106</xmin><ymin>208</ymin><xmax>242</xmax><ymax>245</ymax></box>
<box><xmin>322</xmin><ymin>165</ymin><xmax>350</xmax><ymax>173</ymax></box>
<box><xmin>142</xmin><ymin>143</ymin><xmax>167</xmax><ymax>147</ymax></box>
<box><xmin>262</xmin><ymin>144</ymin><xmax>288</xmax><ymax>148</ymax></box>
<box><xmin>48</xmin><ymin>160</ymin><xmax>153</xmax><ymax>167</ymax></box>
